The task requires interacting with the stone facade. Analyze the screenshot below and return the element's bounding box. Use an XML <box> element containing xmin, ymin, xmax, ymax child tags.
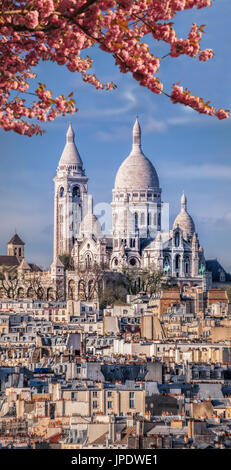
<box><xmin>52</xmin><ymin>119</ymin><xmax>209</xmax><ymax>291</ymax></box>
<box><xmin>0</xmin><ymin>119</ymin><xmax>216</xmax><ymax>301</ymax></box>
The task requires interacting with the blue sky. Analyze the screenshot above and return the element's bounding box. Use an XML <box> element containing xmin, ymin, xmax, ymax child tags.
<box><xmin>0</xmin><ymin>0</ymin><xmax>230</xmax><ymax>272</ymax></box>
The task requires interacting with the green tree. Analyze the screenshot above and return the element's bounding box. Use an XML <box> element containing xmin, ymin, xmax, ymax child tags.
<box><xmin>59</xmin><ymin>254</ymin><xmax>74</xmax><ymax>271</ymax></box>
<box><xmin>122</xmin><ymin>265</ymin><xmax>164</xmax><ymax>296</ymax></box>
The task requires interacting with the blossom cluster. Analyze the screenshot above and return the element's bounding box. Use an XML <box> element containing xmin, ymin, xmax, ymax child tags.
<box><xmin>0</xmin><ymin>0</ymin><xmax>228</xmax><ymax>136</ymax></box>
<box><xmin>171</xmin><ymin>84</ymin><xmax>229</xmax><ymax>119</ymax></box>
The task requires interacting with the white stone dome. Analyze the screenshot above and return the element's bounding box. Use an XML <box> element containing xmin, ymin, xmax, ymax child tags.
<box><xmin>114</xmin><ymin>119</ymin><xmax>159</xmax><ymax>190</ymax></box>
<box><xmin>173</xmin><ymin>192</ymin><xmax>195</xmax><ymax>239</ymax></box>
<box><xmin>79</xmin><ymin>213</ymin><xmax>102</xmax><ymax>238</ymax></box>
<box><xmin>58</xmin><ymin>123</ymin><xmax>84</xmax><ymax>173</ymax></box>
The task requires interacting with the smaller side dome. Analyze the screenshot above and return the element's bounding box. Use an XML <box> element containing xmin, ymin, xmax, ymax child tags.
<box><xmin>173</xmin><ymin>192</ymin><xmax>195</xmax><ymax>240</ymax></box>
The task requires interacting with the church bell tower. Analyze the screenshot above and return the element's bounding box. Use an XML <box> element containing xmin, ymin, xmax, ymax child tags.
<box><xmin>53</xmin><ymin>123</ymin><xmax>88</xmax><ymax>259</ymax></box>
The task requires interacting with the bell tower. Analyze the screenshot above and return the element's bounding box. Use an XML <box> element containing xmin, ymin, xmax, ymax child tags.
<box><xmin>53</xmin><ymin>123</ymin><xmax>88</xmax><ymax>259</ymax></box>
<box><xmin>8</xmin><ymin>233</ymin><xmax>25</xmax><ymax>260</ymax></box>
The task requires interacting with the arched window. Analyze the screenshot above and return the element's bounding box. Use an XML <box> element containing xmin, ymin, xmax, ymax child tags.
<box><xmin>78</xmin><ymin>280</ymin><xmax>85</xmax><ymax>300</ymax></box>
<box><xmin>184</xmin><ymin>256</ymin><xmax>190</xmax><ymax>274</ymax></box>
<box><xmin>17</xmin><ymin>287</ymin><xmax>24</xmax><ymax>299</ymax></box>
<box><xmin>134</xmin><ymin>212</ymin><xmax>138</xmax><ymax>230</ymax></box>
<box><xmin>158</xmin><ymin>212</ymin><xmax>161</xmax><ymax>226</ymax></box>
<box><xmin>37</xmin><ymin>287</ymin><xmax>44</xmax><ymax>300</ymax></box>
<box><xmin>86</xmin><ymin>254</ymin><xmax>91</xmax><ymax>268</ymax></box>
<box><xmin>175</xmin><ymin>232</ymin><xmax>180</xmax><ymax>247</ymax></box>
<box><xmin>72</xmin><ymin>185</ymin><xmax>80</xmax><ymax>199</ymax></box>
<box><xmin>68</xmin><ymin>280</ymin><xmax>75</xmax><ymax>300</ymax></box>
<box><xmin>175</xmin><ymin>254</ymin><xmax>180</xmax><ymax>270</ymax></box>
<box><xmin>60</xmin><ymin>187</ymin><xmax>64</xmax><ymax>197</ymax></box>
<box><xmin>164</xmin><ymin>256</ymin><xmax>170</xmax><ymax>267</ymax></box>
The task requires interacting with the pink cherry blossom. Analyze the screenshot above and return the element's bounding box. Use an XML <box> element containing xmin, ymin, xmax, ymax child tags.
<box><xmin>0</xmin><ymin>0</ymin><xmax>228</xmax><ymax>136</ymax></box>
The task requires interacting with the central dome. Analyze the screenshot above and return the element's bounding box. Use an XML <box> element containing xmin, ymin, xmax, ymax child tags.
<box><xmin>114</xmin><ymin>119</ymin><xmax>159</xmax><ymax>190</ymax></box>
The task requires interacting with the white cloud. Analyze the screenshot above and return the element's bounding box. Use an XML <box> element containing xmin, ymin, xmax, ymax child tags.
<box><xmin>224</xmin><ymin>211</ymin><xmax>231</xmax><ymax>223</ymax></box>
<box><xmin>162</xmin><ymin>164</ymin><xmax>231</xmax><ymax>180</ymax></box>
<box><xmin>167</xmin><ymin>115</ymin><xmax>199</xmax><ymax>126</ymax></box>
<box><xmin>142</xmin><ymin>117</ymin><xmax>167</xmax><ymax>133</ymax></box>
<box><xmin>95</xmin><ymin>125</ymin><xmax>131</xmax><ymax>142</ymax></box>
<box><xmin>79</xmin><ymin>85</ymin><xmax>139</xmax><ymax>119</ymax></box>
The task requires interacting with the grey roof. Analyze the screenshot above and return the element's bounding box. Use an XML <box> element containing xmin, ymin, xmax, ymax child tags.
<box><xmin>197</xmin><ymin>383</ymin><xmax>224</xmax><ymax>401</ymax></box>
<box><xmin>206</xmin><ymin>259</ymin><xmax>231</xmax><ymax>282</ymax></box>
<box><xmin>8</xmin><ymin>233</ymin><xmax>25</xmax><ymax>245</ymax></box>
<box><xmin>0</xmin><ymin>255</ymin><xmax>20</xmax><ymax>267</ymax></box>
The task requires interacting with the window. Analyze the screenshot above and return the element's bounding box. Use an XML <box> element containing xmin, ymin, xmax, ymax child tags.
<box><xmin>141</xmin><ymin>213</ymin><xmax>145</xmax><ymax>225</ymax></box>
<box><xmin>175</xmin><ymin>232</ymin><xmax>179</xmax><ymax>247</ymax></box>
<box><xmin>130</xmin><ymin>258</ymin><xmax>136</xmax><ymax>266</ymax></box>
<box><xmin>134</xmin><ymin>212</ymin><xmax>138</xmax><ymax>230</ymax></box>
<box><xmin>107</xmin><ymin>391</ymin><xmax>112</xmax><ymax>397</ymax></box>
<box><xmin>107</xmin><ymin>401</ymin><xmax>112</xmax><ymax>409</ymax></box>
<box><xmin>175</xmin><ymin>254</ymin><xmax>180</xmax><ymax>270</ymax></box>
<box><xmin>86</xmin><ymin>254</ymin><xmax>91</xmax><ymax>268</ymax></box>
<box><xmin>93</xmin><ymin>401</ymin><xmax>98</xmax><ymax>409</ymax></box>
<box><xmin>72</xmin><ymin>186</ymin><xmax>80</xmax><ymax>198</ymax></box>
<box><xmin>129</xmin><ymin>392</ymin><xmax>135</xmax><ymax>409</ymax></box>
<box><xmin>60</xmin><ymin>187</ymin><xmax>64</xmax><ymax>197</ymax></box>
<box><xmin>93</xmin><ymin>391</ymin><xmax>98</xmax><ymax>397</ymax></box>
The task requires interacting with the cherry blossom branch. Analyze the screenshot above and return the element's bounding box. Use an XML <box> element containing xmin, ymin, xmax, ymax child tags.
<box><xmin>0</xmin><ymin>0</ymin><xmax>228</xmax><ymax>137</ymax></box>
